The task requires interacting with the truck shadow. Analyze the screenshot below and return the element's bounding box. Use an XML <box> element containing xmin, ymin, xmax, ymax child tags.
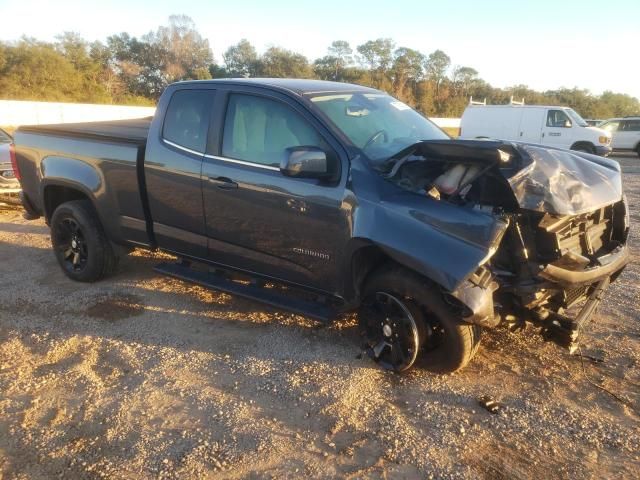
<box><xmin>0</xmin><ymin>220</ymin><xmax>50</xmax><ymax>235</ymax></box>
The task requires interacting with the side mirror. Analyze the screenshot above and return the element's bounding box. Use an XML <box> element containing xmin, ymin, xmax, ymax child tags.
<box><xmin>280</xmin><ymin>146</ymin><xmax>330</xmax><ymax>179</ymax></box>
<box><xmin>564</xmin><ymin>119</ymin><xmax>572</xmax><ymax>128</ymax></box>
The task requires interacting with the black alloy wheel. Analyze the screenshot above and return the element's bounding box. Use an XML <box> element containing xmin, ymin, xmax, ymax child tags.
<box><xmin>53</xmin><ymin>217</ymin><xmax>89</xmax><ymax>273</ymax></box>
<box><xmin>50</xmin><ymin>200</ymin><xmax>118</xmax><ymax>282</ymax></box>
<box><xmin>360</xmin><ymin>291</ymin><xmax>425</xmax><ymax>372</ymax></box>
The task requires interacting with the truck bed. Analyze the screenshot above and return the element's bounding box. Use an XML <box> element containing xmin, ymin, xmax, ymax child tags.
<box><xmin>18</xmin><ymin>117</ymin><xmax>152</xmax><ymax>145</ymax></box>
<box><xmin>15</xmin><ymin>117</ymin><xmax>153</xmax><ymax>247</ymax></box>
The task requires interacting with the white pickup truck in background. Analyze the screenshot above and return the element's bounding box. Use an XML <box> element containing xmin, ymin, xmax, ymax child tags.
<box><xmin>460</xmin><ymin>102</ymin><xmax>612</xmax><ymax>156</ymax></box>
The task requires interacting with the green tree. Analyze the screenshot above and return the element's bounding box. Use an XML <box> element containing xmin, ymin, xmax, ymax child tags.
<box><xmin>148</xmin><ymin>15</ymin><xmax>213</xmax><ymax>83</ymax></box>
<box><xmin>596</xmin><ymin>91</ymin><xmax>639</xmax><ymax>117</ymax></box>
<box><xmin>108</xmin><ymin>16</ymin><xmax>212</xmax><ymax>99</ymax></box>
<box><xmin>0</xmin><ymin>38</ymin><xmax>92</xmax><ymax>101</ymax></box>
<box><xmin>391</xmin><ymin>47</ymin><xmax>424</xmax><ymax>104</ymax></box>
<box><xmin>223</xmin><ymin>39</ymin><xmax>258</xmax><ymax>77</ymax></box>
<box><xmin>258</xmin><ymin>47</ymin><xmax>312</xmax><ymax>78</ymax></box>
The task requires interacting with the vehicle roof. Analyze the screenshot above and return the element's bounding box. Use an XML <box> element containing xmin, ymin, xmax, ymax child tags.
<box><xmin>175</xmin><ymin>78</ymin><xmax>381</xmax><ymax>96</ymax></box>
<box><xmin>603</xmin><ymin>116</ymin><xmax>640</xmax><ymax>121</ymax></box>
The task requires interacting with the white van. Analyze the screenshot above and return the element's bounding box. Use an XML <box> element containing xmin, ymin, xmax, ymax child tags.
<box><xmin>460</xmin><ymin>104</ymin><xmax>612</xmax><ymax>156</ymax></box>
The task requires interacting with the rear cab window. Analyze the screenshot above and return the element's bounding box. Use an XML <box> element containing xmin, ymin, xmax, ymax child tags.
<box><xmin>163</xmin><ymin>89</ymin><xmax>215</xmax><ymax>153</ymax></box>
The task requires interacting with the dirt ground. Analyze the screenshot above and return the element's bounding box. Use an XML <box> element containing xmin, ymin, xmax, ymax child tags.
<box><xmin>1</xmin><ymin>154</ymin><xmax>639</xmax><ymax>479</ymax></box>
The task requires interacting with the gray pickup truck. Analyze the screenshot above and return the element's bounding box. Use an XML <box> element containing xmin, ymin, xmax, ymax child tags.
<box><xmin>13</xmin><ymin>79</ymin><xmax>629</xmax><ymax>373</ymax></box>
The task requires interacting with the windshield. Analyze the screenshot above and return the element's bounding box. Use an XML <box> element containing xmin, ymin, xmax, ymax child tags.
<box><xmin>566</xmin><ymin>108</ymin><xmax>588</xmax><ymax>127</ymax></box>
<box><xmin>308</xmin><ymin>93</ymin><xmax>448</xmax><ymax>161</ymax></box>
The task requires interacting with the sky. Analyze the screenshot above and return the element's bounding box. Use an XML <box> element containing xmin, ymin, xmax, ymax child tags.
<box><xmin>1</xmin><ymin>0</ymin><xmax>639</xmax><ymax>99</ymax></box>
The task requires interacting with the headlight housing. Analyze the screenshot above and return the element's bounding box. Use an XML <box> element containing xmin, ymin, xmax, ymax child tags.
<box><xmin>599</xmin><ymin>136</ymin><xmax>610</xmax><ymax>144</ymax></box>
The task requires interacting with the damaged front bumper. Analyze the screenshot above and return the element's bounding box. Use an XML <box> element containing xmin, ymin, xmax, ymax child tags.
<box><xmin>534</xmin><ymin>243</ymin><xmax>629</xmax><ymax>352</ymax></box>
<box><xmin>450</xmin><ymin>229</ymin><xmax>629</xmax><ymax>352</ymax></box>
<box><xmin>535</xmin><ymin>276</ymin><xmax>611</xmax><ymax>353</ymax></box>
<box><xmin>539</xmin><ymin>243</ymin><xmax>629</xmax><ymax>287</ymax></box>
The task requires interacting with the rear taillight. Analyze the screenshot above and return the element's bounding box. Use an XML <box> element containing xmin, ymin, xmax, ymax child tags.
<box><xmin>9</xmin><ymin>143</ymin><xmax>21</xmax><ymax>181</ymax></box>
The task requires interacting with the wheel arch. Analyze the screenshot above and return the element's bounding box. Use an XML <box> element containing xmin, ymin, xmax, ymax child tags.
<box><xmin>343</xmin><ymin>238</ymin><xmax>499</xmax><ymax>328</ymax></box>
<box><xmin>570</xmin><ymin>141</ymin><xmax>595</xmax><ymax>152</ymax></box>
<box><xmin>42</xmin><ymin>180</ymin><xmax>96</xmax><ymax>222</ymax></box>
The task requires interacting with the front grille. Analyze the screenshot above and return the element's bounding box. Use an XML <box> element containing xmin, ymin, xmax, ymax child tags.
<box><xmin>563</xmin><ymin>285</ymin><xmax>588</xmax><ymax>308</ymax></box>
<box><xmin>536</xmin><ymin>206</ymin><xmax>614</xmax><ymax>262</ymax></box>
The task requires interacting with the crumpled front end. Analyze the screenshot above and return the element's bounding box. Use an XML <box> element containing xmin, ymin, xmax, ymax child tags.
<box><xmin>493</xmin><ymin>194</ymin><xmax>630</xmax><ymax>350</ymax></box>
<box><xmin>376</xmin><ymin>140</ymin><xmax>629</xmax><ymax>348</ymax></box>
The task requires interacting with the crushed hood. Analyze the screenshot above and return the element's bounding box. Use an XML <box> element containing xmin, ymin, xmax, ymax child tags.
<box><xmin>384</xmin><ymin>140</ymin><xmax>623</xmax><ymax>216</ymax></box>
<box><xmin>508</xmin><ymin>144</ymin><xmax>623</xmax><ymax>216</ymax></box>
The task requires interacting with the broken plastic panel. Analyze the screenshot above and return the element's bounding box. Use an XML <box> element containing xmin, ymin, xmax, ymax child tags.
<box><xmin>509</xmin><ymin>145</ymin><xmax>623</xmax><ymax>216</ymax></box>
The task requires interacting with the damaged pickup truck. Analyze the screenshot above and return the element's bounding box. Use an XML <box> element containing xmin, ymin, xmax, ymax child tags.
<box><xmin>13</xmin><ymin>79</ymin><xmax>629</xmax><ymax>373</ymax></box>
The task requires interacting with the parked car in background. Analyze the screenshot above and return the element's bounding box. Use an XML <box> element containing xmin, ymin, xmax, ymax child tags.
<box><xmin>599</xmin><ymin>117</ymin><xmax>640</xmax><ymax>157</ymax></box>
<box><xmin>460</xmin><ymin>103</ymin><xmax>612</xmax><ymax>156</ymax></box>
<box><xmin>0</xmin><ymin>128</ymin><xmax>21</xmax><ymax>203</ymax></box>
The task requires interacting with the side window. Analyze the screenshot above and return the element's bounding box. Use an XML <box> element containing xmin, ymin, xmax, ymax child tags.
<box><xmin>601</xmin><ymin>121</ymin><xmax>620</xmax><ymax>132</ymax></box>
<box><xmin>621</xmin><ymin>120</ymin><xmax>640</xmax><ymax>131</ymax></box>
<box><xmin>163</xmin><ymin>89</ymin><xmax>214</xmax><ymax>153</ymax></box>
<box><xmin>546</xmin><ymin>110</ymin><xmax>572</xmax><ymax>128</ymax></box>
<box><xmin>222</xmin><ymin>93</ymin><xmax>331</xmax><ymax>167</ymax></box>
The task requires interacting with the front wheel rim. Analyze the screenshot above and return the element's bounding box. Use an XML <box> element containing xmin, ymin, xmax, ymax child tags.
<box><xmin>360</xmin><ymin>292</ymin><xmax>421</xmax><ymax>372</ymax></box>
<box><xmin>53</xmin><ymin>217</ymin><xmax>89</xmax><ymax>273</ymax></box>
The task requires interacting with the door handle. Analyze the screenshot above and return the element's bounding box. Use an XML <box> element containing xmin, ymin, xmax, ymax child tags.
<box><xmin>208</xmin><ymin>176</ymin><xmax>238</xmax><ymax>189</ymax></box>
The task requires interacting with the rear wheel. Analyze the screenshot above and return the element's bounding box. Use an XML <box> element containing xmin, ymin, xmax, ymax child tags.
<box><xmin>359</xmin><ymin>267</ymin><xmax>482</xmax><ymax>373</ymax></box>
<box><xmin>50</xmin><ymin>200</ymin><xmax>118</xmax><ymax>282</ymax></box>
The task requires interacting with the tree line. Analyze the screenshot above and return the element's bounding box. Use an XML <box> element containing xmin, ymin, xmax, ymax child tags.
<box><xmin>1</xmin><ymin>15</ymin><xmax>638</xmax><ymax>118</ymax></box>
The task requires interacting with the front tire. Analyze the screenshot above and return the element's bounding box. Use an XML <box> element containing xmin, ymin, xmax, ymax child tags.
<box><xmin>50</xmin><ymin>200</ymin><xmax>118</xmax><ymax>282</ymax></box>
<box><xmin>359</xmin><ymin>267</ymin><xmax>482</xmax><ymax>373</ymax></box>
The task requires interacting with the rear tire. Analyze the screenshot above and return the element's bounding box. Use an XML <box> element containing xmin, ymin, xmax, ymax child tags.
<box><xmin>359</xmin><ymin>267</ymin><xmax>482</xmax><ymax>373</ymax></box>
<box><xmin>50</xmin><ymin>200</ymin><xmax>118</xmax><ymax>282</ymax></box>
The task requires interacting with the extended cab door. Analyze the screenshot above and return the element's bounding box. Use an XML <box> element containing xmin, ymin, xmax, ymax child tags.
<box><xmin>541</xmin><ymin>108</ymin><xmax>573</xmax><ymax>149</ymax></box>
<box><xmin>144</xmin><ymin>87</ymin><xmax>216</xmax><ymax>258</ymax></box>
<box><xmin>201</xmin><ymin>88</ymin><xmax>349</xmax><ymax>293</ymax></box>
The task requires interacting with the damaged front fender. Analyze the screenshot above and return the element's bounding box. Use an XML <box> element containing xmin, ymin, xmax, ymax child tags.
<box><xmin>350</xmin><ymin>159</ymin><xmax>507</xmax><ymax>322</ymax></box>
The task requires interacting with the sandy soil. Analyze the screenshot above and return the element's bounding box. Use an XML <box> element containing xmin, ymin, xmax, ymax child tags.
<box><xmin>0</xmin><ymin>154</ymin><xmax>639</xmax><ymax>479</ymax></box>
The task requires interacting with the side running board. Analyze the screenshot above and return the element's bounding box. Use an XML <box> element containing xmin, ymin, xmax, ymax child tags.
<box><xmin>154</xmin><ymin>261</ymin><xmax>337</xmax><ymax>323</ymax></box>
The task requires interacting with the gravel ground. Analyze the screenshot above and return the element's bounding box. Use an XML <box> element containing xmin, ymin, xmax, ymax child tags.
<box><xmin>1</xmin><ymin>154</ymin><xmax>639</xmax><ymax>479</ymax></box>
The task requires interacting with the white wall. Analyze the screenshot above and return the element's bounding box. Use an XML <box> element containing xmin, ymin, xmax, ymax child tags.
<box><xmin>0</xmin><ymin>100</ymin><xmax>156</xmax><ymax>127</ymax></box>
<box><xmin>430</xmin><ymin>117</ymin><xmax>461</xmax><ymax>129</ymax></box>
